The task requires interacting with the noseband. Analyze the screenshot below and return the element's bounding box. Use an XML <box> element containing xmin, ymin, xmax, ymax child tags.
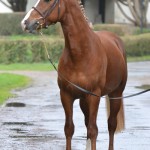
<box><xmin>32</xmin><ymin>0</ymin><xmax>60</xmax><ymax>28</ymax></box>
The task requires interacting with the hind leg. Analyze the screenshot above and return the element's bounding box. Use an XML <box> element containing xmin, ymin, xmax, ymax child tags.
<box><xmin>80</xmin><ymin>98</ymin><xmax>92</xmax><ymax>150</ymax></box>
<box><xmin>80</xmin><ymin>98</ymin><xmax>89</xmax><ymax>136</ymax></box>
<box><xmin>108</xmin><ymin>91</ymin><xmax>125</xmax><ymax>150</ymax></box>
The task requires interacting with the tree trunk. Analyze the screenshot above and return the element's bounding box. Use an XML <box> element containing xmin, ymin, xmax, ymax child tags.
<box><xmin>8</xmin><ymin>0</ymin><xmax>27</xmax><ymax>12</ymax></box>
<box><xmin>117</xmin><ymin>0</ymin><xmax>148</xmax><ymax>27</ymax></box>
<box><xmin>0</xmin><ymin>0</ymin><xmax>27</xmax><ymax>12</ymax></box>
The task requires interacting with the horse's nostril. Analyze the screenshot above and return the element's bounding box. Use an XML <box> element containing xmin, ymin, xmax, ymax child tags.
<box><xmin>21</xmin><ymin>19</ymin><xmax>41</xmax><ymax>33</ymax></box>
<box><xmin>24</xmin><ymin>20</ymin><xmax>28</xmax><ymax>25</ymax></box>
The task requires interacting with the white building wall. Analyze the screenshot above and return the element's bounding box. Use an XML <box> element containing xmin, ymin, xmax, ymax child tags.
<box><xmin>26</xmin><ymin>0</ymin><xmax>37</xmax><ymax>11</ymax></box>
<box><xmin>0</xmin><ymin>0</ymin><xmax>37</xmax><ymax>13</ymax></box>
<box><xmin>147</xmin><ymin>3</ymin><xmax>150</xmax><ymax>22</ymax></box>
<box><xmin>0</xmin><ymin>0</ymin><xmax>12</xmax><ymax>13</ymax></box>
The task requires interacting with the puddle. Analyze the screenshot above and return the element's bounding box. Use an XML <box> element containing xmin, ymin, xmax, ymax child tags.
<box><xmin>132</xmin><ymin>126</ymin><xmax>150</xmax><ymax>131</ymax></box>
<box><xmin>5</xmin><ymin>102</ymin><xmax>26</xmax><ymax>107</ymax></box>
<box><xmin>125</xmin><ymin>104</ymin><xmax>135</xmax><ymax>107</ymax></box>
<box><xmin>10</xmin><ymin>128</ymin><xmax>28</xmax><ymax>134</ymax></box>
<box><xmin>10</xmin><ymin>135</ymin><xmax>57</xmax><ymax>139</ymax></box>
<box><xmin>2</xmin><ymin>122</ymin><xmax>33</xmax><ymax>126</ymax></box>
<box><xmin>136</xmin><ymin>84</ymin><xmax>150</xmax><ymax>90</ymax></box>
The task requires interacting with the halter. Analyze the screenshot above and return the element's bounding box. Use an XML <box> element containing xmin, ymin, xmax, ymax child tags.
<box><xmin>32</xmin><ymin>0</ymin><xmax>61</xmax><ymax>28</ymax></box>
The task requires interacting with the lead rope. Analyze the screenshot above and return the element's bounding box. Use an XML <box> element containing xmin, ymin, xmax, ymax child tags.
<box><xmin>39</xmin><ymin>31</ymin><xmax>150</xmax><ymax>100</ymax></box>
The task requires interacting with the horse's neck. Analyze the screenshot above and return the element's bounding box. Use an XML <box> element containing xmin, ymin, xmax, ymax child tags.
<box><xmin>60</xmin><ymin>2</ymin><xmax>94</xmax><ymax>62</ymax></box>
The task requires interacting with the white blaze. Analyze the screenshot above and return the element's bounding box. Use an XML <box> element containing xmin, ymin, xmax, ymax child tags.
<box><xmin>21</xmin><ymin>0</ymin><xmax>41</xmax><ymax>31</ymax></box>
<box><xmin>86</xmin><ymin>139</ymin><xmax>91</xmax><ymax>150</ymax></box>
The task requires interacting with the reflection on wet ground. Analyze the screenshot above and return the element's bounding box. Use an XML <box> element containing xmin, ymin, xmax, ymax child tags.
<box><xmin>0</xmin><ymin>61</ymin><xmax>150</xmax><ymax>150</ymax></box>
<box><xmin>6</xmin><ymin>102</ymin><xmax>26</xmax><ymax>107</ymax></box>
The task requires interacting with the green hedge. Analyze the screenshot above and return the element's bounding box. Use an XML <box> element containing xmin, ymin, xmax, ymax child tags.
<box><xmin>0</xmin><ymin>13</ymin><xmax>61</xmax><ymax>35</ymax></box>
<box><xmin>0</xmin><ymin>13</ymin><xmax>148</xmax><ymax>37</ymax></box>
<box><xmin>122</xmin><ymin>33</ymin><xmax>150</xmax><ymax>57</ymax></box>
<box><xmin>0</xmin><ymin>13</ymin><xmax>25</xmax><ymax>35</ymax></box>
<box><xmin>93</xmin><ymin>24</ymin><xmax>135</xmax><ymax>36</ymax></box>
<box><xmin>0</xmin><ymin>37</ymin><xmax>64</xmax><ymax>63</ymax></box>
<box><xmin>0</xmin><ymin>33</ymin><xmax>150</xmax><ymax>64</ymax></box>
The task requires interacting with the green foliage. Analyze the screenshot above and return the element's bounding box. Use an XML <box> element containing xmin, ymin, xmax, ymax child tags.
<box><xmin>0</xmin><ymin>13</ymin><xmax>25</xmax><ymax>35</ymax></box>
<box><xmin>0</xmin><ymin>20</ymin><xmax>150</xmax><ymax>64</ymax></box>
<box><xmin>0</xmin><ymin>36</ymin><xmax>64</xmax><ymax>63</ymax></box>
<box><xmin>0</xmin><ymin>33</ymin><xmax>150</xmax><ymax>64</ymax></box>
<box><xmin>133</xmin><ymin>27</ymin><xmax>150</xmax><ymax>35</ymax></box>
<box><xmin>93</xmin><ymin>24</ymin><xmax>134</xmax><ymax>36</ymax></box>
<box><xmin>0</xmin><ymin>73</ymin><xmax>30</xmax><ymax>104</ymax></box>
<box><xmin>0</xmin><ymin>13</ymin><xmax>62</xmax><ymax>35</ymax></box>
<box><xmin>122</xmin><ymin>33</ymin><xmax>150</xmax><ymax>57</ymax></box>
<box><xmin>0</xmin><ymin>63</ymin><xmax>58</xmax><ymax>71</ymax></box>
<box><xmin>127</xmin><ymin>55</ymin><xmax>150</xmax><ymax>62</ymax></box>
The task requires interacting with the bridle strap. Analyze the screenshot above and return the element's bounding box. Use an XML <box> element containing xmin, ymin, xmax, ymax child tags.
<box><xmin>44</xmin><ymin>0</ymin><xmax>60</xmax><ymax>19</ymax></box>
<box><xmin>32</xmin><ymin>6</ymin><xmax>45</xmax><ymax>18</ymax></box>
<box><xmin>32</xmin><ymin>0</ymin><xmax>60</xmax><ymax>21</ymax></box>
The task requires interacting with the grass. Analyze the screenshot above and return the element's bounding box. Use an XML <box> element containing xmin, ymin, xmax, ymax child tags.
<box><xmin>0</xmin><ymin>73</ymin><xmax>30</xmax><ymax>104</ymax></box>
<box><xmin>0</xmin><ymin>34</ymin><xmax>61</xmax><ymax>40</ymax></box>
<box><xmin>133</xmin><ymin>28</ymin><xmax>150</xmax><ymax>35</ymax></box>
<box><xmin>0</xmin><ymin>63</ymin><xmax>57</xmax><ymax>105</ymax></box>
<box><xmin>0</xmin><ymin>55</ymin><xmax>149</xmax><ymax>72</ymax></box>
<box><xmin>127</xmin><ymin>55</ymin><xmax>150</xmax><ymax>62</ymax></box>
<box><xmin>0</xmin><ymin>62</ymin><xmax>57</xmax><ymax>105</ymax></box>
<box><xmin>0</xmin><ymin>63</ymin><xmax>57</xmax><ymax>71</ymax></box>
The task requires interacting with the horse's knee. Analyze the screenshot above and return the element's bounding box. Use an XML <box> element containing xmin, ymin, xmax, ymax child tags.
<box><xmin>87</xmin><ymin>124</ymin><xmax>98</xmax><ymax>139</ymax></box>
<box><xmin>64</xmin><ymin>121</ymin><xmax>75</xmax><ymax>138</ymax></box>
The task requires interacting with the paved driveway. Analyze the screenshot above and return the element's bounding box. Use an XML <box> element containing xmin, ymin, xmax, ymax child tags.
<box><xmin>0</xmin><ymin>61</ymin><xmax>150</xmax><ymax>150</ymax></box>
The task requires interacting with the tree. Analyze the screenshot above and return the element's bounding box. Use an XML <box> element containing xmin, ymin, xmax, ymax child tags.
<box><xmin>116</xmin><ymin>0</ymin><xmax>149</xmax><ymax>27</ymax></box>
<box><xmin>0</xmin><ymin>0</ymin><xmax>27</xmax><ymax>12</ymax></box>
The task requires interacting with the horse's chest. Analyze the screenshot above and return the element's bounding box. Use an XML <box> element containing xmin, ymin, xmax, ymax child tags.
<box><xmin>58</xmin><ymin>71</ymin><xmax>99</xmax><ymax>96</ymax></box>
<box><xmin>61</xmin><ymin>72</ymin><xmax>90</xmax><ymax>87</ymax></box>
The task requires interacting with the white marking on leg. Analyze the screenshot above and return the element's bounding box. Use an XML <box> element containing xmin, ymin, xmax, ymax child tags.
<box><xmin>86</xmin><ymin>139</ymin><xmax>91</xmax><ymax>150</ymax></box>
<box><xmin>21</xmin><ymin>0</ymin><xmax>41</xmax><ymax>30</ymax></box>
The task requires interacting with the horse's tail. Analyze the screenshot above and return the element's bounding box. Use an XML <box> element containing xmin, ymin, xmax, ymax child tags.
<box><xmin>106</xmin><ymin>96</ymin><xmax>125</xmax><ymax>133</ymax></box>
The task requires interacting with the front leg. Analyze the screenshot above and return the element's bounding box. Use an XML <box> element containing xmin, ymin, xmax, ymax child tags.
<box><xmin>60</xmin><ymin>90</ymin><xmax>75</xmax><ymax>150</ymax></box>
<box><xmin>86</xmin><ymin>90</ymin><xmax>101</xmax><ymax>150</ymax></box>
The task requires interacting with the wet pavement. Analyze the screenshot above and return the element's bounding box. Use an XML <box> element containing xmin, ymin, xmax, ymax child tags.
<box><xmin>0</xmin><ymin>61</ymin><xmax>150</xmax><ymax>150</ymax></box>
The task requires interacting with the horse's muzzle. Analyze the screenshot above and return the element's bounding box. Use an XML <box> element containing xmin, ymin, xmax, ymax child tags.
<box><xmin>21</xmin><ymin>19</ymin><xmax>40</xmax><ymax>33</ymax></box>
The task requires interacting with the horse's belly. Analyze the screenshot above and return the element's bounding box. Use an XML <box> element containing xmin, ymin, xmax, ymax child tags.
<box><xmin>102</xmin><ymin>63</ymin><xmax>127</xmax><ymax>95</ymax></box>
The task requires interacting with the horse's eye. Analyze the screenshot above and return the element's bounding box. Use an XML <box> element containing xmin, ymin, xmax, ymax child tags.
<box><xmin>44</xmin><ymin>0</ymin><xmax>51</xmax><ymax>2</ymax></box>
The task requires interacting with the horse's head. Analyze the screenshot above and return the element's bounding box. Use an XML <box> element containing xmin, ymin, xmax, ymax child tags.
<box><xmin>21</xmin><ymin>0</ymin><xmax>65</xmax><ymax>33</ymax></box>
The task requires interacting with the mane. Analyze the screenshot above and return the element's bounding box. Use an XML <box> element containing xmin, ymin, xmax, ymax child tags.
<box><xmin>77</xmin><ymin>0</ymin><xmax>93</xmax><ymax>28</ymax></box>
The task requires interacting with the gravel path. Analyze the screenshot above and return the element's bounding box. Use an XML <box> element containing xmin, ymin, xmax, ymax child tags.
<box><xmin>0</xmin><ymin>62</ymin><xmax>150</xmax><ymax>150</ymax></box>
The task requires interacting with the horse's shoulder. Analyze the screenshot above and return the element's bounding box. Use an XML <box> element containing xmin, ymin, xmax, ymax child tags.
<box><xmin>94</xmin><ymin>30</ymin><xmax>126</xmax><ymax>56</ymax></box>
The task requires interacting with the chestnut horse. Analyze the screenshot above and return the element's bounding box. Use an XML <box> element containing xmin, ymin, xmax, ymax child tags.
<box><xmin>21</xmin><ymin>0</ymin><xmax>127</xmax><ymax>149</ymax></box>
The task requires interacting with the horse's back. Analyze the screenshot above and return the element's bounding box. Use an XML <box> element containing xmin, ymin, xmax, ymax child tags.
<box><xmin>95</xmin><ymin>31</ymin><xmax>126</xmax><ymax>62</ymax></box>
